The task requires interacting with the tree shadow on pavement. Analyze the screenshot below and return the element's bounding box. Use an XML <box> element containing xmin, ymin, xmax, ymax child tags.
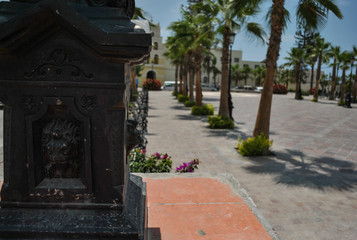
<box><xmin>202</xmin><ymin>97</ymin><xmax>219</xmax><ymax>102</ymax></box>
<box><xmin>170</xmin><ymin>105</ymin><xmax>189</xmax><ymax>110</ymax></box>
<box><xmin>175</xmin><ymin>114</ymin><xmax>207</xmax><ymax>122</ymax></box>
<box><xmin>205</xmin><ymin>127</ymin><xmax>249</xmax><ymax>141</ymax></box>
<box><xmin>243</xmin><ymin>149</ymin><xmax>357</xmax><ymax>191</ymax></box>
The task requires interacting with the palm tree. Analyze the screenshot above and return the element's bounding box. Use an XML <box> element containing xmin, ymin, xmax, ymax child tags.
<box><xmin>235</xmin><ymin>0</ymin><xmax>344</xmax><ymax>138</ymax></box>
<box><xmin>241</xmin><ymin>65</ymin><xmax>252</xmax><ymax>85</ymax></box>
<box><xmin>164</xmin><ymin>36</ymin><xmax>184</xmax><ymax>94</ymax></box>
<box><xmin>306</xmin><ymin>48</ymin><xmax>318</xmax><ymax>93</ymax></box>
<box><xmin>327</xmin><ymin>45</ymin><xmax>341</xmax><ymax>100</ymax></box>
<box><xmin>312</xmin><ymin>36</ymin><xmax>330</xmax><ymax>102</ymax></box>
<box><xmin>167</xmin><ymin>4</ymin><xmax>215</xmax><ymax>105</ymax></box>
<box><xmin>253</xmin><ymin>65</ymin><xmax>266</xmax><ymax>87</ymax></box>
<box><xmin>339</xmin><ymin>51</ymin><xmax>352</xmax><ymax>105</ymax></box>
<box><xmin>284</xmin><ymin>47</ymin><xmax>306</xmax><ymax>100</ymax></box>
<box><xmin>352</xmin><ymin>46</ymin><xmax>357</xmax><ymax>103</ymax></box>
<box><xmin>202</xmin><ymin>0</ymin><xmax>266</xmax><ymax>119</ymax></box>
<box><xmin>231</xmin><ymin>64</ymin><xmax>242</xmax><ymax>86</ymax></box>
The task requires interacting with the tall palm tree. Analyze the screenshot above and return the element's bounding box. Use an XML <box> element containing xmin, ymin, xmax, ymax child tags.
<box><xmin>231</xmin><ymin>64</ymin><xmax>242</xmax><ymax>86</ymax></box>
<box><xmin>339</xmin><ymin>51</ymin><xmax>352</xmax><ymax>105</ymax></box>
<box><xmin>167</xmin><ymin>5</ymin><xmax>215</xmax><ymax>105</ymax></box>
<box><xmin>284</xmin><ymin>47</ymin><xmax>307</xmax><ymax>100</ymax></box>
<box><xmin>202</xmin><ymin>0</ymin><xmax>266</xmax><ymax>119</ymax></box>
<box><xmin>352</xmin><ymin>46</ymin><xmax>357</xmax><ymax>103</ymax></box>
<box><xmin>241</xmin><ymin>65</ymin><xmax>252</xmax><ymax>85</ymax></box>
<box><xmin>234</xmin><ymin>0</ymin><xmax>343</xmax><ymax>138</ymax></box>
<box><xmin>164</xmin><ymin>36</ymin><xmax>184</xmax><ymax>94</ymax></box>
<box><xmin>253</xmin><ymin>65</ymin><xmax>266</xmax><ymax>87</ymax></box>
<box><xmin>312</xmin><ymin>36</ymin><xmax>330</xmax><ymax>102</ymax></box>
<box><xmin>327</xmin><ymin>45</ymin><xmax>341</xmax><ymax>100</ymax></box>
<box><xmin>306</xmin><ymin>47</ymin><xmax>318</xmax><ymax>93</ymax></box>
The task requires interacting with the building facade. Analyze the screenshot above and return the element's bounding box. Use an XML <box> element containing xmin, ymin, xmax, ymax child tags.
<box><xmin>137</xmin><ymin>24</ymin><xmax>265</xmax><ymax>88</ymax></box>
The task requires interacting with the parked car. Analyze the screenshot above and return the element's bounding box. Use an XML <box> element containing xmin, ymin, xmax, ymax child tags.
<box><xmin>161</xmin><ymin>81</ymin><xmax>175</xmax><ymax>91</ymax></box>
<box><xmin>243</xmin><ymin>85</ymin><xmax>254</xmax><ymax>91</ymax></box>
<box><xmin>201</xmin><ymin>84</ymin><xmax>218</xmax><ymax>91</ymax></box>
<box><xmin>255</xmin><ymin>86</ymin><xmax>263</xmax><ymax>92</ymax></box>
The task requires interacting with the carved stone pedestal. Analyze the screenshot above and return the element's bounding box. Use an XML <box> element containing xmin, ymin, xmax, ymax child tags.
<box><xmin>0</xmin><ymin>0</ymin><xmax>151</xmax><ymax>239</ymax></box>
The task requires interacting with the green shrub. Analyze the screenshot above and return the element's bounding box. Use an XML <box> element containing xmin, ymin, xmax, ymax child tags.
<box><xmin>301</xmin><ymin>90</ymin><xmax>309</xmax><ymax>96</ymax></box>
<box><xmin>172</xmin><ymin>91</ymin><xmax>179</xmax><ymax>97</ymax></box>
<box><xmin>184</xmin><ymin>100</ymin><xmax>196</xmax><ymax>107</ymax></box>
<box><xmin>338</xmin><ymin>100</ymin><xmax>345</xmax><ymax>106</ymax></box>
<box><xmin>207</xmin><ymin>115</ymin><xmax>234</xmax><ymax>129</ymax></box>
<box><xmin>129</xmin><ymin>148</ymin><xmax>172</xmax><ymax>173</ymax></box>
<box><xmin>191</xmin><ymin>104</ymin><xmax>214</xmax><ymax>115</ymax></box>
<box><xmin>311</xmin><ymin>97</ymin><xmax>317</xmax><ymax>102</ymax></box>
<box><xmin>235</xmin><ymin>133</ymin><xmax>273</xmax><ymax>156</ymax></box>
<box><xmin>178</xmin><ymin>94</ymin><xmax>189</xmax><ymax>103</ymax></box>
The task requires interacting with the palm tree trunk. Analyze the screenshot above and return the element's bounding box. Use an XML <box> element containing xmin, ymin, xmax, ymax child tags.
<box><xmin>340</xmin><ymin>69</ymin><xmax>346</xmax><ymax>102</ymax></box>
<box><xmin>352</xmin><ymin>67</ymin><xmax>357</xmax><ymax>103</ymax></box>
<box><xmin>183</xmin><ymin>64</ymin><xmax>188</xmax><ymax>96</ymax></box>
<box><xmin>218</xmin><ymin>26</ymin><xmax>231</xmax><ymax>118</ymax></box>
<box><xmin>174</xmin><ymin>65</ymin><xmax>178</xmax><ymax>93</ymax></box>
<box><xmin>310</xmin><ymin>64</ymin><xmax>314</xmax><ymax>93</ymax></box>
<box><xmin>295</xmin><ymin>63</ymin><xmax>301</xmax><ymax>99</ymax></box>
<box><xmin>179</xmin><ymin>64</ymin><xmax>183</xmax><ymax>94</ymax></box>
<box><xmin>329</xmin><ymin>60</ymin><xmax>337</xmax><ymax>100</ymax></box>
<box><xmin>253</xmin><ymin>0</ymin><xmax>285</xmax><ymax>139</ymax></box>
<box><xmin>189</xmin><ymin>67</ymin><xmax>194</xmax><ymax>101</ymax></box>
<box><xmin>313</xmin><ymin>52</ymin><xmax>322</xmax><ymax>101</ymax></box>
<box><xmin>195</xmin><ymin>48</ymin><xmax>203</xmax><ymax>106</ymax></box>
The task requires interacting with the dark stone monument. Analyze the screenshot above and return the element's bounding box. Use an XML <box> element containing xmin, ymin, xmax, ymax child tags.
<box><xmin>0</xmin><ymin>0</ymin><xmax>151</xmax><ymax>238</ymax></box>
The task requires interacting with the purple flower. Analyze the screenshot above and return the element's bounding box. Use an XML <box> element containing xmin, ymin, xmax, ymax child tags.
<box><xmin>154</xmin><ymin>152</ymin><xmax>160</xmax><ymax>158</ymax></box>
<box><xmin>142</xmin><ymin>149</ymin><xmax>146</xmax><ymax>154</ymax></box>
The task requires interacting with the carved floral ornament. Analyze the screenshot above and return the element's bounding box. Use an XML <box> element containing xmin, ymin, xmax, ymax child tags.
<box><xmin>25</xmin><ymin>50</ymin><xmax>94</xmax><ymax>81</ymax></box>
<box><xmin>10</xmin><ymin>0</ymin><xmax>135</xmax><ymax>18</ymax></box>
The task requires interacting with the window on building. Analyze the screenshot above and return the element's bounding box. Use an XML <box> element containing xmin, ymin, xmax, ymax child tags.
<box><xmin>243</xmin><ymin>64</ymin><xmax>248</xmax><ymax>67</ymax></box>
<box><xmin>234</xmin><ymin>58</ymin><xmax>239</xmax><ymax>63</ymax></box>
<box><xmin>154</xmin><ymin>54</ymin><xmax>159</xmax><ymax>64</ymax></box>
<box><xmin>154</xmin><ymin>42</ymin><xmax>158</xmax><ymax>50</ymax></box>
<box><xmin>151</xmin><ymin>32</ymin><xmax>155</xmax><ymax>37</ymax></box>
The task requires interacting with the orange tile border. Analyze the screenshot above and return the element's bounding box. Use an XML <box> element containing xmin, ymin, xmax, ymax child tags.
<box><xmin>143</xmin><ymin>176</ymin><xmax>272</xmax><ymax>240</ymax></box>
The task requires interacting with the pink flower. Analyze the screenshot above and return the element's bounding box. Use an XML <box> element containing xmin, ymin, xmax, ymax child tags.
<box><xmin>142</xmin><ymin>149</ymin><xmax>146</xmax><ymax>154</ymax></box>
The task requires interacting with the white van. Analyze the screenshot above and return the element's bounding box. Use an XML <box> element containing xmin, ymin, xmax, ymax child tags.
<box><xmin>161</xmin><ymin>81</ymin><xmax>175</xmax><ymax>91</ymax></box>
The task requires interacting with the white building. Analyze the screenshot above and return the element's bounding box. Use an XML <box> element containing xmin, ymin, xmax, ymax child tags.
<box><xmin>137</xmin><ymin>24</ymin><xmax>266</xmax><ymax>88</ymax></box>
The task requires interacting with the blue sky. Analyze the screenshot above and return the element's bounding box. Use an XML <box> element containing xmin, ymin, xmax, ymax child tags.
<box><xmin>136</xmin><ymin>0</ymin><xmax>357</xmax><ymax>72</ymax></box>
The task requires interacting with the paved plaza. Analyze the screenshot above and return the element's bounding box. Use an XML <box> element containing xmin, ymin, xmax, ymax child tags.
<box><xmin>145</xmin><ymin>91</ymin><xmax>357</xmax><ymax>240</ymax></box>
<box><xmin>0</xmin><ymin>91</ymin><xmax>356</xmax><ymax>239</ymax></box>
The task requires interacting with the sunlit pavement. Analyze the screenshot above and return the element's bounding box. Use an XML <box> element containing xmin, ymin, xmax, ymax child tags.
<box><xmin>145</xmin><ymin>90</ymin><xmax>357</xmax><ymax>240</ymax></box>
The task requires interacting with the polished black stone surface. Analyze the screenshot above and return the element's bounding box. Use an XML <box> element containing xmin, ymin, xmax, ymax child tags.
<box><xmin>0</xmin><ymin>208</ymin><xmax>139</xmax><ymax>239</ymax></box>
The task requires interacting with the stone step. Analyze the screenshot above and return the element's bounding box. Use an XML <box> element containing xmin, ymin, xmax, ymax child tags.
<box><xmin>0</xmin><ymin>208</ymin><xmax>140</xmax><ymax>240</ymax></box>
